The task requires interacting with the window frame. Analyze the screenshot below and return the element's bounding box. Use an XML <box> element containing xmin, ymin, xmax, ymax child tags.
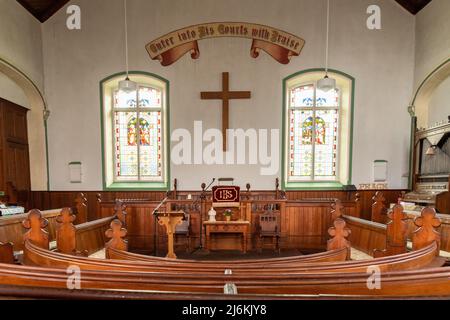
<box><xmin>100</xmin><ymin>71</ymin><xmax>170</xmax><ymax>191</ymax></box>
<box><xmin>282</xmin><ymin>69</ymin><xmax>355</xmax><ymax>191</ymax></box>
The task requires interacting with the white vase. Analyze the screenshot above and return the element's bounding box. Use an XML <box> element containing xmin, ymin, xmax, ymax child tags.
<box><xmin>208</xmin><ymin>207</ymin><xmax>217</xmax><ymax>222</ymax></box>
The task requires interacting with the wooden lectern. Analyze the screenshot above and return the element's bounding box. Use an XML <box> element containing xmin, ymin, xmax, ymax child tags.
<box><xmin>155</xmin><ymin>211</ymin><xmax>185</xmax><ymax>259</ymax></box>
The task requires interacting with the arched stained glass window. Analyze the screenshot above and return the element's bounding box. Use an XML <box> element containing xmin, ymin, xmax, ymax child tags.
<box><xmin>289</xmin><ymin>84</ymin><xmax>340</xmax><ymax>180</ymax></box>
<box><xmin>102</xmin><ymin>72</ymin><xmax>168</xmax><ymax>190</ymax></box>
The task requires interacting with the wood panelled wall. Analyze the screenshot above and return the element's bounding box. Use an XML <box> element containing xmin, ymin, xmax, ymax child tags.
<box><xmin>27</xmin><ymin>189</ymin><xmax>406</xmax><ymax>222</ymax></box>
<box><xmin>20</xmin><ymin>189</ymin><xmax>404</xmax><ymax>254</ymax></box>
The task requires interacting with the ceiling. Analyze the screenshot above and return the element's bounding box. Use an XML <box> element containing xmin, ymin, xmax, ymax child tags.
<box><xmin>17</xmin><ymin>0</ymin><xmax>433</xmax><ymax>23</ymax></box>
<box><xmin>17</xmin><ymin>0</ymin><xmax>70</xmax><ymax>23</ymax></box>
<box><xmin>395</xmin><ymin>0</ymin><xmax>432</xmax><ymax>14</ymax></box>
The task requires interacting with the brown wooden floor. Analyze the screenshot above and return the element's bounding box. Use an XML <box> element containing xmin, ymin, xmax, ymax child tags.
<box><xmin>147</xmin><ymin>248</ymin><xmax>305</xmax><ymax>261</ymax></box>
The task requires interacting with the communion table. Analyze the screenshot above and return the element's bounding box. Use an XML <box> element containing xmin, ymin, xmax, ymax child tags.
<box><xmin>204</xmin><ymin>220</ymin><xmax>251</xmax><ymax>254</ymax></box>
<box><xmin>156</xmin><ymin>211</ymin><xmax>185</xmax><ymax>259</ymax></box>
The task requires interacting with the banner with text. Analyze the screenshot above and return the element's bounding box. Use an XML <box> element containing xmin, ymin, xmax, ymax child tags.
<box><xmin>146</xmin><ymin>22</ymin><xmax>305</xmax><ymax>66</ymax></box>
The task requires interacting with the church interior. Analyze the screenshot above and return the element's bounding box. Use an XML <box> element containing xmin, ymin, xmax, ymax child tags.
<box><xmin>0</xmin><ymin>0</ymin><xmax>449</xmax><ymax>300</ymax></box>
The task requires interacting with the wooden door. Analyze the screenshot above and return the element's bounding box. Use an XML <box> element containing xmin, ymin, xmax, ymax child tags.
<box><xmin>0</xmin><ymin>98</ymin><xmax>31</xmax><ymax>201</ymax></box>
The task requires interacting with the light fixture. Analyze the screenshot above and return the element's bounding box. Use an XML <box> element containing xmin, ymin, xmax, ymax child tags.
<box><xmin>317</xmin><ymin>0</ymin><xmax>336</xmax><ymax>92</ymax></box>
<box><xmin>118</xmin><ymin>0</ymin><xmax>137</xmax><ymax>93</ymax></box>
<box><xmin>426</xmin><ymin>145</ymin><xmax>437</xmax><ymax>156</ymax></box>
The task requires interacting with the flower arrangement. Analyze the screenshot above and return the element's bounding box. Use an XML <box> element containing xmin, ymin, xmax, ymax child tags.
<box><xmin>224</xmin><ymin>209</ymin><xmax>233</xmax><ymax>221</ymax></box>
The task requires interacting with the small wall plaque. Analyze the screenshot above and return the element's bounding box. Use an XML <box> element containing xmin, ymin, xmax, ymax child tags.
<box><xmin>69</xmin><ymin>162</ymin><xmax>82</xmax><ymax>183</ymax></box>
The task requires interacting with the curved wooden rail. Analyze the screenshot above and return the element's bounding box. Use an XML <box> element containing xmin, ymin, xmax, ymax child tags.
<box><xmin>0</xmin><ymin>259</ymin><xmax>449</xmax><ymax>296</ymax></box>
<box><xmin>23</xmin><ymin>240</ymin><xmax>443</xmax><ymax>274</ymax></box>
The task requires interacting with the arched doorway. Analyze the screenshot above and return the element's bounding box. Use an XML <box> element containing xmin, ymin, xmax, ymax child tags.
<box><xmin>410</xmin><ymin>57</ymin><xmax>450</xmax><ymax>128</ymax></box>
<box><xmin>0</xmin><ymin>57</ymin><xmax>48</xmax><ymax>191</ymax></box>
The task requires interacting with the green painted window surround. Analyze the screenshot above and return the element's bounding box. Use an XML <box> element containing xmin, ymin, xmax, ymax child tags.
<box><xmin>99</xmin><ymin>71</ymin><xmax>171</xmax><ymax>191</ymax></box>
<box><xmin>281</xmin><ymin>68</ymin><xmax>356</xmax><ymax>191</ymax></box>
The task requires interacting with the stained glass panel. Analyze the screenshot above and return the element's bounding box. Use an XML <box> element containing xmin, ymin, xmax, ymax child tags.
<box><xmin>115</xmin><ymin>90</ymin><xmax>137</xmax><ymax>109</ymax></box>
<box><xmin>290</xmin><ymin>110</ymin><xmax>313</xmax><ymax>178</ymax></box>
<box><xmin>114</xmin><ymin>111</ymin><xmax>138</xmax><ymax>179</ymax></box>
<box><xmin>314</xmin><ymin>110</ymin><xmax>338</xmax><ymax>178</ymax></box>
<box><xmin>139</xmin><ymin>112</ymin><xmax>162</xmax><ymax>179</ymax></box>
<box><xmin>316</xmin><ymin>88</ymin><xmax>340</xmax><ymax>107</ymax></box>
<box><xmin>113</xmin><ymin>84</ymin><xmax>163</xmax><ymax>182</ymax></box>
<box><xmin>291</xmin><ymin>85</ymin><xmax>314</xmax><ymax>107</ymax></box>
<box><xmin>139</xmin><ymin>87</ymin><xmax>161</xmax><ymax>108</ymax></box>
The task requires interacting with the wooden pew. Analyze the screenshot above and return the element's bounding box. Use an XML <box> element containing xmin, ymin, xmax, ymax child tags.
<box><xmin>55</xmin><ymin>202</ymin><xmax>122</xmax><ymax>256</ymax></box>
<box><xmin>0</xmin><ymin>209</ymin><xmax>60</xmax><ymax>252</ymax></box>
<box><xmin>0</xmin><ymin>193</ymin><xmax>88</xmax><ymax>252</ymax></box>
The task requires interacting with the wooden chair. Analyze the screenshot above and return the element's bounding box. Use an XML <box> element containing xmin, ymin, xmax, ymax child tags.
<box><xmin>174</xmin><ymin>213</ymin><xmax>191</xmax><ymax>253</ymax></box>
<box><xmin>257</xmin><ymin>211</ymin><xmax>280</xmax><ymax>253</ymax></box>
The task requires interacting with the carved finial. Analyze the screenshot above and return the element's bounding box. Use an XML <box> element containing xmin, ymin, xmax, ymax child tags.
<box><xmin>412</xmin><ymin>207</ymin><xmax>441</xmax><ymax>255</ymax></box>
<box><xmin>174</xmin><ymin>178</ymin><xmax>178</xmax><ymax>190</ymax></box>
<box><xmin>327</xmin><ymin>218</ymin><xmax>351</xmax><ymax>259</ymax></box>
<box><xmin>373</xmin><ymin>204</ymin><xmax>408</xmax><ymax>257</ymax></box>
<box><xmin>74</xmin><ymin>193</ymin><xmax>88</xmax><ymax>224</ymax></box>
<box><xmin>23</xmin><ymin>209</ymin><xmax>49</xmax><ymax>249</ymax></box>
<box><xmin>331</xmin><ymin>199</ymin><xmax>344</xmax><ymax>221</ymax></box>
<box><xmin>371</xmin><ymin>191</ymin><xmax>387</xmax><ymax>223</ymax></box>
<box><xmin>114</xmin><ymin>200</ymin><xmax>127</xmax><ymax>226</ymax></box>
<box><xmin>56</xmin><ymin>208</ymin><xmax>77</xmax><ymax>254</ymax></box>
<box><xmin>105</xmin><ymin>219</ymin><xmax>128</xmax><ymax>258</ymax></box>
<box><xmin>201</xmin><ymin>183</ymin><xmax>206</xmax><ymax>191</ymax></box>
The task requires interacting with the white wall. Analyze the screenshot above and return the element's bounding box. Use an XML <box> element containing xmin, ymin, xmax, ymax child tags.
<box><xmin>428</xmin><ymin>76</ymin><xmax>450</xmax><ymax>127</ymax></box>
<box><xmin>414</xmin><ymin>0</ymin><xmax>450</xmax><ymax>88</ymax></box>
<box><xmin>42</xmin><ymin>0</ymin><xmax>415</xmax><ymax>190</ymax></box>
<box><xmin>414</xmin><ymin>0</ymin><xmax>450</xmax><ymax>128</ymax></box>
<box><xmin>0</xmin><ymin>0</ymin><xmax>47</xmax><ymax>190</ymax></box>
<box><xmin>0</xmin><ymin>73</ymin><xmax>29</xmax><ymax>108</ymax></box>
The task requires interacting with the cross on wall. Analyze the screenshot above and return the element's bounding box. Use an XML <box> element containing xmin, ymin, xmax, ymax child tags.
<box><xmin>200</xmin><ymin>72</ymin><xmax>251</xmax><ymax>151</ymax></box>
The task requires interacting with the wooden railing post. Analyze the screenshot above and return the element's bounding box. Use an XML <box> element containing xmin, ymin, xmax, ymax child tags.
<box><xmin>354</xmin><ymin>193</ymin><xmax>361</xmax><ymax>218</ymax></box>
<box><xmin>114</xmin><ymin>200</ymin><xmax>127</xmax><ymax>227</ymax></box>
<box><xmin>373</xmin><ymin>204</ymin><xmax>408</xmax><ymax>257</ymax></box>
<box><xmin>105</xmin><ymin>219</ymin><xmax>128</xmax><ymax>259</ymax></box>
<box><xmin>331</xmin><ymin>199</ymin><xmax>344</xmax><ymax>221</ymax></box>
<box><xmin>412</xmin><ymin>207</ymin><xmax>441</xmax><ymax>255</ymax></box>
<box><xmin>22</xmin><ymin>209</ymin><xmax>49</xmax><ymax>250</ymax></box>
<box><xmin>56</xmin><ymin>208</ymin><xmax>77</xmax><ymax>254</ymax></box>
<box><xmin>371</xmin><ymin>191</ymin><xmax>387</xmax><ymax>223</ymax></box>
<box><xmin>74</xmin><ymin>193</ymin><xmax>88</xmax><ymax>224</ymax></box>
<box><xmin>327</xmin><ymin>218</ymin><xmax>351</xmax><ymax>260</ymax></box>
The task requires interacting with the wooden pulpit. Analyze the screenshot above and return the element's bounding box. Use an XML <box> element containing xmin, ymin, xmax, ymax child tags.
<box><xmin>155</xmin><ymin>211</ymin><xmax>185</xmax><ymax>259</ymax></box>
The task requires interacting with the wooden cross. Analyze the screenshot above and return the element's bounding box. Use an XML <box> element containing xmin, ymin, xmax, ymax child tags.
<box><xmin>201</xmin><ymin>72</ymin><xmax>251</xmax><ymax>151</ymax></box>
